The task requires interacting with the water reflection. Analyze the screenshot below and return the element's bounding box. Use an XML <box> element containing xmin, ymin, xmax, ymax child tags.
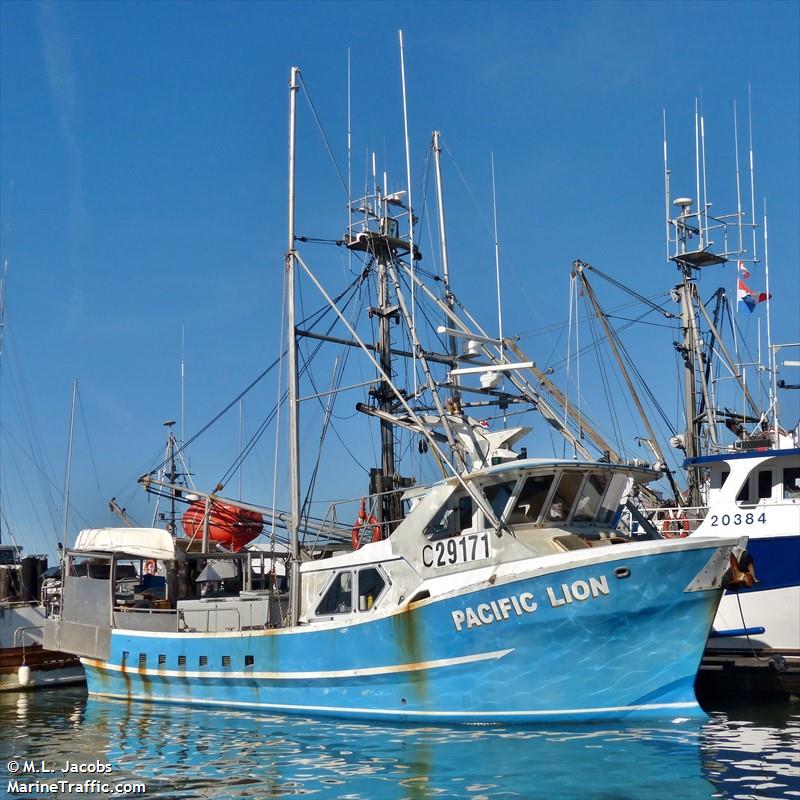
<box><xmin>1</xmin><ymin>688</ymin><xmax>797</xmax><ymax>799</ymax></box>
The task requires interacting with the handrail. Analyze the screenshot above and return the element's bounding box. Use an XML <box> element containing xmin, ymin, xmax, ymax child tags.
<box><xmin>13</xmin><ymin>625</ymin><xmax>43</xmax><ymax>649</ymax></box>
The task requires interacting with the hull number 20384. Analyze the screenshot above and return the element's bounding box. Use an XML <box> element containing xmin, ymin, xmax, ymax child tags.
<box><xmin>422</xmin><ymin>533</ymin><xmax>491</xmax><ymax>568</ymax></box>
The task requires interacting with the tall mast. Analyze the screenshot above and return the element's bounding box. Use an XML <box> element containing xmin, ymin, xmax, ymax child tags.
<box><xmin>375</xmin><ymin>205</ymin><xmax>402</xmax><ymax>531</ymax></box>
<box><xmin>286</xmin><ymin>66</ymin><xmax>301</xmax><ymax>627</ymax></box>
<box><xmin>432</xmin><ymin>131</ymin><xmax>458</xmax><ymax>398</ymax></box>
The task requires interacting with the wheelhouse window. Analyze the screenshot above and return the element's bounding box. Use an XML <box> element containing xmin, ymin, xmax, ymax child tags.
<box><xmin>425</xmin><ymin>492</ymin><xmax>474</xmax><ymax>540</ymax></box>
<box><xmin>572</xmin><ymin>473</ymin><xmax>611</xmax><ymax>523</ymax></box>
<box><xmin>316</xmin><ymin>566</ymin><xmax>388</xmax><ymax>616</ymax></box>
<box><xmin>595</xmin><ymin>473</ymin><xmax>629</xmax><ymax>526</ymax></box>
<box><xmin>711</xmin><ymin>469</ymin><xmax>729</xmax><ymax>490</ymax></box>
<box><xmin>543</xmin><ymin>472</ymin><xmax>584</xmax><ymax>525</ymax></box>
<box><xmin>508</xmin><ymin>474</ymin><xmax>553</xmax><ymax>525</ymax></box>
<box><xmin>357</xmin><ymin>567</ymin><xmax>386</xmax><ymax>611</ymax></box>
<box><xmin>736</xmin><ymin>479</ymin><xmax>752</xmax><ymax>505</ymax></box>
<box><xmin>316</xmin><ymin>571</ymin><xmax>353</xmax><ymax>615</ymax></box>
<box><xmin>783</xmin><ymin>467</ymin><xmax>800</xmax><ymax>499</ymax></box>
<box><xmin>483</xmin><ymin>480</ymin><xmax>515</xmax><ymax>521</ymax></box>
<box><xmin>757</xmin><ymin>470</ymin><xmax>773</xmax><ymax>500</ymax></box>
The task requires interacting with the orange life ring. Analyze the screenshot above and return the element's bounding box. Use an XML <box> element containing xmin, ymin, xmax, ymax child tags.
<box><xmin>661</xmin><ymin>510</ymin><xmax>690</xmax><ymax>538</ymax></box>
<box><xmin>351</xmin><ymin>498</ymin><xmax>382</xmax><ymax>550</ymax></box>
<box><xmin>143</xmin><ymin>559</ymin><xmax>157</xmax><ymax>575</ymax></box>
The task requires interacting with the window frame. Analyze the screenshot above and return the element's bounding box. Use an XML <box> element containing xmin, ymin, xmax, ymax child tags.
<box><xmin>312</xmin><ymin>564</ymin><xmax>390</xmax><ymax>619</ymax></box>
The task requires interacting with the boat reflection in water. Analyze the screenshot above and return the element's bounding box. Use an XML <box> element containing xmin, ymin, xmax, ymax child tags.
<box><xmin>3</xmin><ymin>688</ymin><xmax>797</xmax><ymax>799</ymax></box>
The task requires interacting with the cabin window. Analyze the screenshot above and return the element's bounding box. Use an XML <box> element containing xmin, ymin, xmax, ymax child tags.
<box><xmin>736</xmin><ymin>479</ymin><xmax>752</xmax><ymax>505</ymax></box>
<box><xmin>245</xmin><ymin>655</ymin><xmax>254</xmax><ymax>667</ymax></box>
<box><xmin>316</xmin><ymin>571</ymin><xmax>353</xmax><ymax>615</ymax></box>
<box><xmin>543</xmin><ymin>472</ymin><xmax>583</xmax><ymax>524</ymax></box>
<box><xmin>711</xmin><ymin>469</ymin><xmax>729</xmax><ymax>490</ymax></box>
<box><xmin>484</xmin><ymin>480</ymin><xmax>516</xmax><ymax>521</ymax></box>
<box><xmin>158</xmin><ymin>654</ymin><xmax>166</xmax><ymax>666</ymax></box>
<box><xmin>121</xmin><ymin>651</ymin><xmax>129</xmax><ymax>665</ymax></box>
<box><xmin>138</xmin><ymin>653</ymin><xmax>147</xmax><ymax>667</ymax></box>
<box><xmin>572</xmin><ymin>473</ymin><xmax>611</xmax><ymax>523</ymax></box>
<box><xmin>178</xmin><ymin>655</ymin><xmax>186</xmax><ymax>667</ymax></box>
<box><xmin>783</xmin><ymin>467</ymin><xmax>800</xmax><ymax>499</ymax></box>
<box><xmin>356</xmin><ymin>567</ymin><xmax>386</xmax><ymax>611</ymax></box>
<box><xmin>199</xmin><ymin>655</ymin><xmax>208</xmax><ymax>667</ymax></box>
<box><xmin>222</xmin><ymin>655</ymin><xmax>231</xmax><ymax>667</ymax></box>
<box><xmin>508</xmin><ymin>474</ymin><xmax>553</xmax><ymax>524</ymax></box>
<box><xmin>425</xmin><ymin>493</ymin><xmax>473</xmax><ymax>540</ymax></box>
<box><xmin>595</xmin><ymin>473</ymin><xmax>629</xmax><ymax>526</ymax></box>
<box><xmin>757</xmin><ymin>470</ymin><xmax>773</xmax><ymax>500</ymax></box>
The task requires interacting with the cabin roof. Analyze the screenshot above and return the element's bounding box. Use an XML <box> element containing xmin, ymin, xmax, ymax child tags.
<box><xmin>479</xmin><ymin>457</ymin><xmax>656</xmax><ymax>481</ymax></box>
<box><xmin>684</xmin><ymin>447</ymin><xmax>800</xmax><ymax>468</ymax></box>
<box><xmin>72</xmin><ymin>528</ymin><xmax>175</xmax><ymax>560</ymax></box>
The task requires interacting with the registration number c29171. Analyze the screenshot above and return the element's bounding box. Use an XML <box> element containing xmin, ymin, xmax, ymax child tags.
<box><xmin>422</xmin><ymin>532</ymin><xmax>491</xmax><ymax>568</ymax></box>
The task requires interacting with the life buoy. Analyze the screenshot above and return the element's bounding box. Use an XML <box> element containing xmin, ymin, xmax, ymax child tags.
<box><xmin>351</xmin><ymin>498</ymin><xmax>381</xmax><ymax>550</ymax></box>
<box><xmin>661</xmin><ymin>509</ymin><xmax>690</xmax><ymax>538</ymax></box>
<box><xmin>144</xmin><ymin>559</ymin><xmax>158</xmax><ymax>575</ymax></box>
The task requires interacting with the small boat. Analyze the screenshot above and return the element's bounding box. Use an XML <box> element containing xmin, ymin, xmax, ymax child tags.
<box><xmin>44</xmin><ymin>65</ymin><xmax>753</xmax><ymax>722</ymax></box>
<box><xmin>0</xmin><ymin>545</ymin><xmax>83</xmax><ymax>691</ymax></box>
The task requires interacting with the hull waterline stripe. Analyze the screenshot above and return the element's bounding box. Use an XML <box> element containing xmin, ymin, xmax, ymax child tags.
<box><xmin>85</xmin><ymin>690</ymin><xmax>699</xmax><ymax>718</ymax></box>
<box><xmin>81</xmin><ymin>648</ymin><xmax>513</xmax><ymax>680</ymax></box>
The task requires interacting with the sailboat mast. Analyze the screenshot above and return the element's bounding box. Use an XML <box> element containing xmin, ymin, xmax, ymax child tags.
<box><xmin>286</xmin><ymin>66</ymin><xmax>302</xmax><ymax>626</ymax></box>
<box><xmin>62</xmin><ymin>379</ymin><xmax>78</xmax><ymax>550</ymax></box>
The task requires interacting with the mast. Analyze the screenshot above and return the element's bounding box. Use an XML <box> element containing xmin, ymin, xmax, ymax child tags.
<box><xmin>286</xmin><ymin>66</ymin><xmax>301</xmax><ymax>627</ymax></box>
<box><xmin>374</xmin><ymin>201</ymin><xmax>403</xmax><ymax>531</ymax></box>
<box><xmin>432</xmin><ymin>130</ymin><xmax>458</xmax><ymax>397</ymax></box>
<box><xmin>61</xmin><ymin>379</ymin><xmax>78</xmax><ymax>550</ymax></box>
<box><xmin>165</xmin><ymin>419</ymin><xmax>178</xmax><ymax>534</ymax></box>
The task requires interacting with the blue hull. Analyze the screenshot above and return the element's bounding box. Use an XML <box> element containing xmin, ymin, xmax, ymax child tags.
<box><xmin>83</xmin><ymin>546</ymin><xmax>722</xmax><ymax>722</ymax></box>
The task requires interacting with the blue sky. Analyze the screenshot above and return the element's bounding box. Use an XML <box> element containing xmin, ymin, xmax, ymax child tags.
<box><xmin>1</xmin><ymin>0</ymin><xmax>798</xmax><ymax>557</ymax></box>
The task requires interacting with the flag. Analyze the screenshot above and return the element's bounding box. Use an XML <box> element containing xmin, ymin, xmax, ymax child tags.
<box><xmin>737</xmin><ymin>279</ymin><xmax>771</xmax><ymax>312</ymax></box>
<box><xmin>737</xmin><ymin>260</ymin><xmax>750</xmax><ymax>279</ymax></box>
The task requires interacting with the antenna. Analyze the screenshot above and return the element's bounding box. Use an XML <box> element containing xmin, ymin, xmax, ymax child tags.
<box><xmin>180</xmin><ymin>324</ymin><xmax>185</xmax><ymax>443</ymax></box>
<box><xmin>347</xmin><ymin>48</ymin><xmax>353</xmax><ymax>274</ymax></box>
<box><xmin>700</xmin><ymin>107</ymin><xmax>709</xmax><ymax>246</ymax></box>
<box><xmin>663</xmin><ymin>109</ymin><xmax>671</xmax><ymax>260</ymax></box>
<box><xmin>733</xmin><ymin>99</ymin><xmax>744</xmax><ymax>254</ymax></box>
<box><xmin>491</xmin><ymin>153</ymin><xmax>504</xmax><ymax>361</ymax></box>
<box><xmin>748</xmin><ymin>84</ymin><xmax>758</xmax><ymax>263</ymax></box>
<box><xmin>694</xmin><ymin>99</ymin><xmax>704</xmax><ymax>249</ymax></box>
<box><xmin>763</xmin><ymin>198</ymin><xmax>775</xmax><ymax>436</ymax></box>
<box><xmin>398</xmin><ymin>29</ymin><xmax>418</xmax><ymax>396</ymax></box>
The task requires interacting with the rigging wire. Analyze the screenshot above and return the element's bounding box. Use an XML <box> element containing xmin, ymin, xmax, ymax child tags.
<box><xmin>77</xmin><ymin>388</ymin><xmax>102</xmax><ymax>496</ymax></box>
<box><xmin>297</xmin><ymin>73</ymin><xmax>349</xmax><ymax>203</ymax></box>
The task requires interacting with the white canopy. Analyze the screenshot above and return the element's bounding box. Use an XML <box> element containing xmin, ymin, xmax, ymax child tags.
<box><xmin>73</xmin><ymin>528</ymin><xmax>176</xmax><ymax>561</ymax></box>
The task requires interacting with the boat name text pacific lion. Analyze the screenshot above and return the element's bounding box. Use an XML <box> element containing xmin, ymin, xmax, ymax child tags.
<box><xmin>451</xmin><ymin>575</ymin><xmax>610</xmax><ymax>631</ymax></box>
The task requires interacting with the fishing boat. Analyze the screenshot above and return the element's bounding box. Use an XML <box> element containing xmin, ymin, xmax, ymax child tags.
<box><xmin>44</xmin><ymin>65</ymin><xmax>753</xmax><ymax>722</ymax></box>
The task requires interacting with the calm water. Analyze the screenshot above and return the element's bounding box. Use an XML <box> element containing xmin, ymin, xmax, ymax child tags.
<box><xmin>1</xmin><ymin>688</ymin><xmax>798</xmax><ymax>800</ymax></box>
